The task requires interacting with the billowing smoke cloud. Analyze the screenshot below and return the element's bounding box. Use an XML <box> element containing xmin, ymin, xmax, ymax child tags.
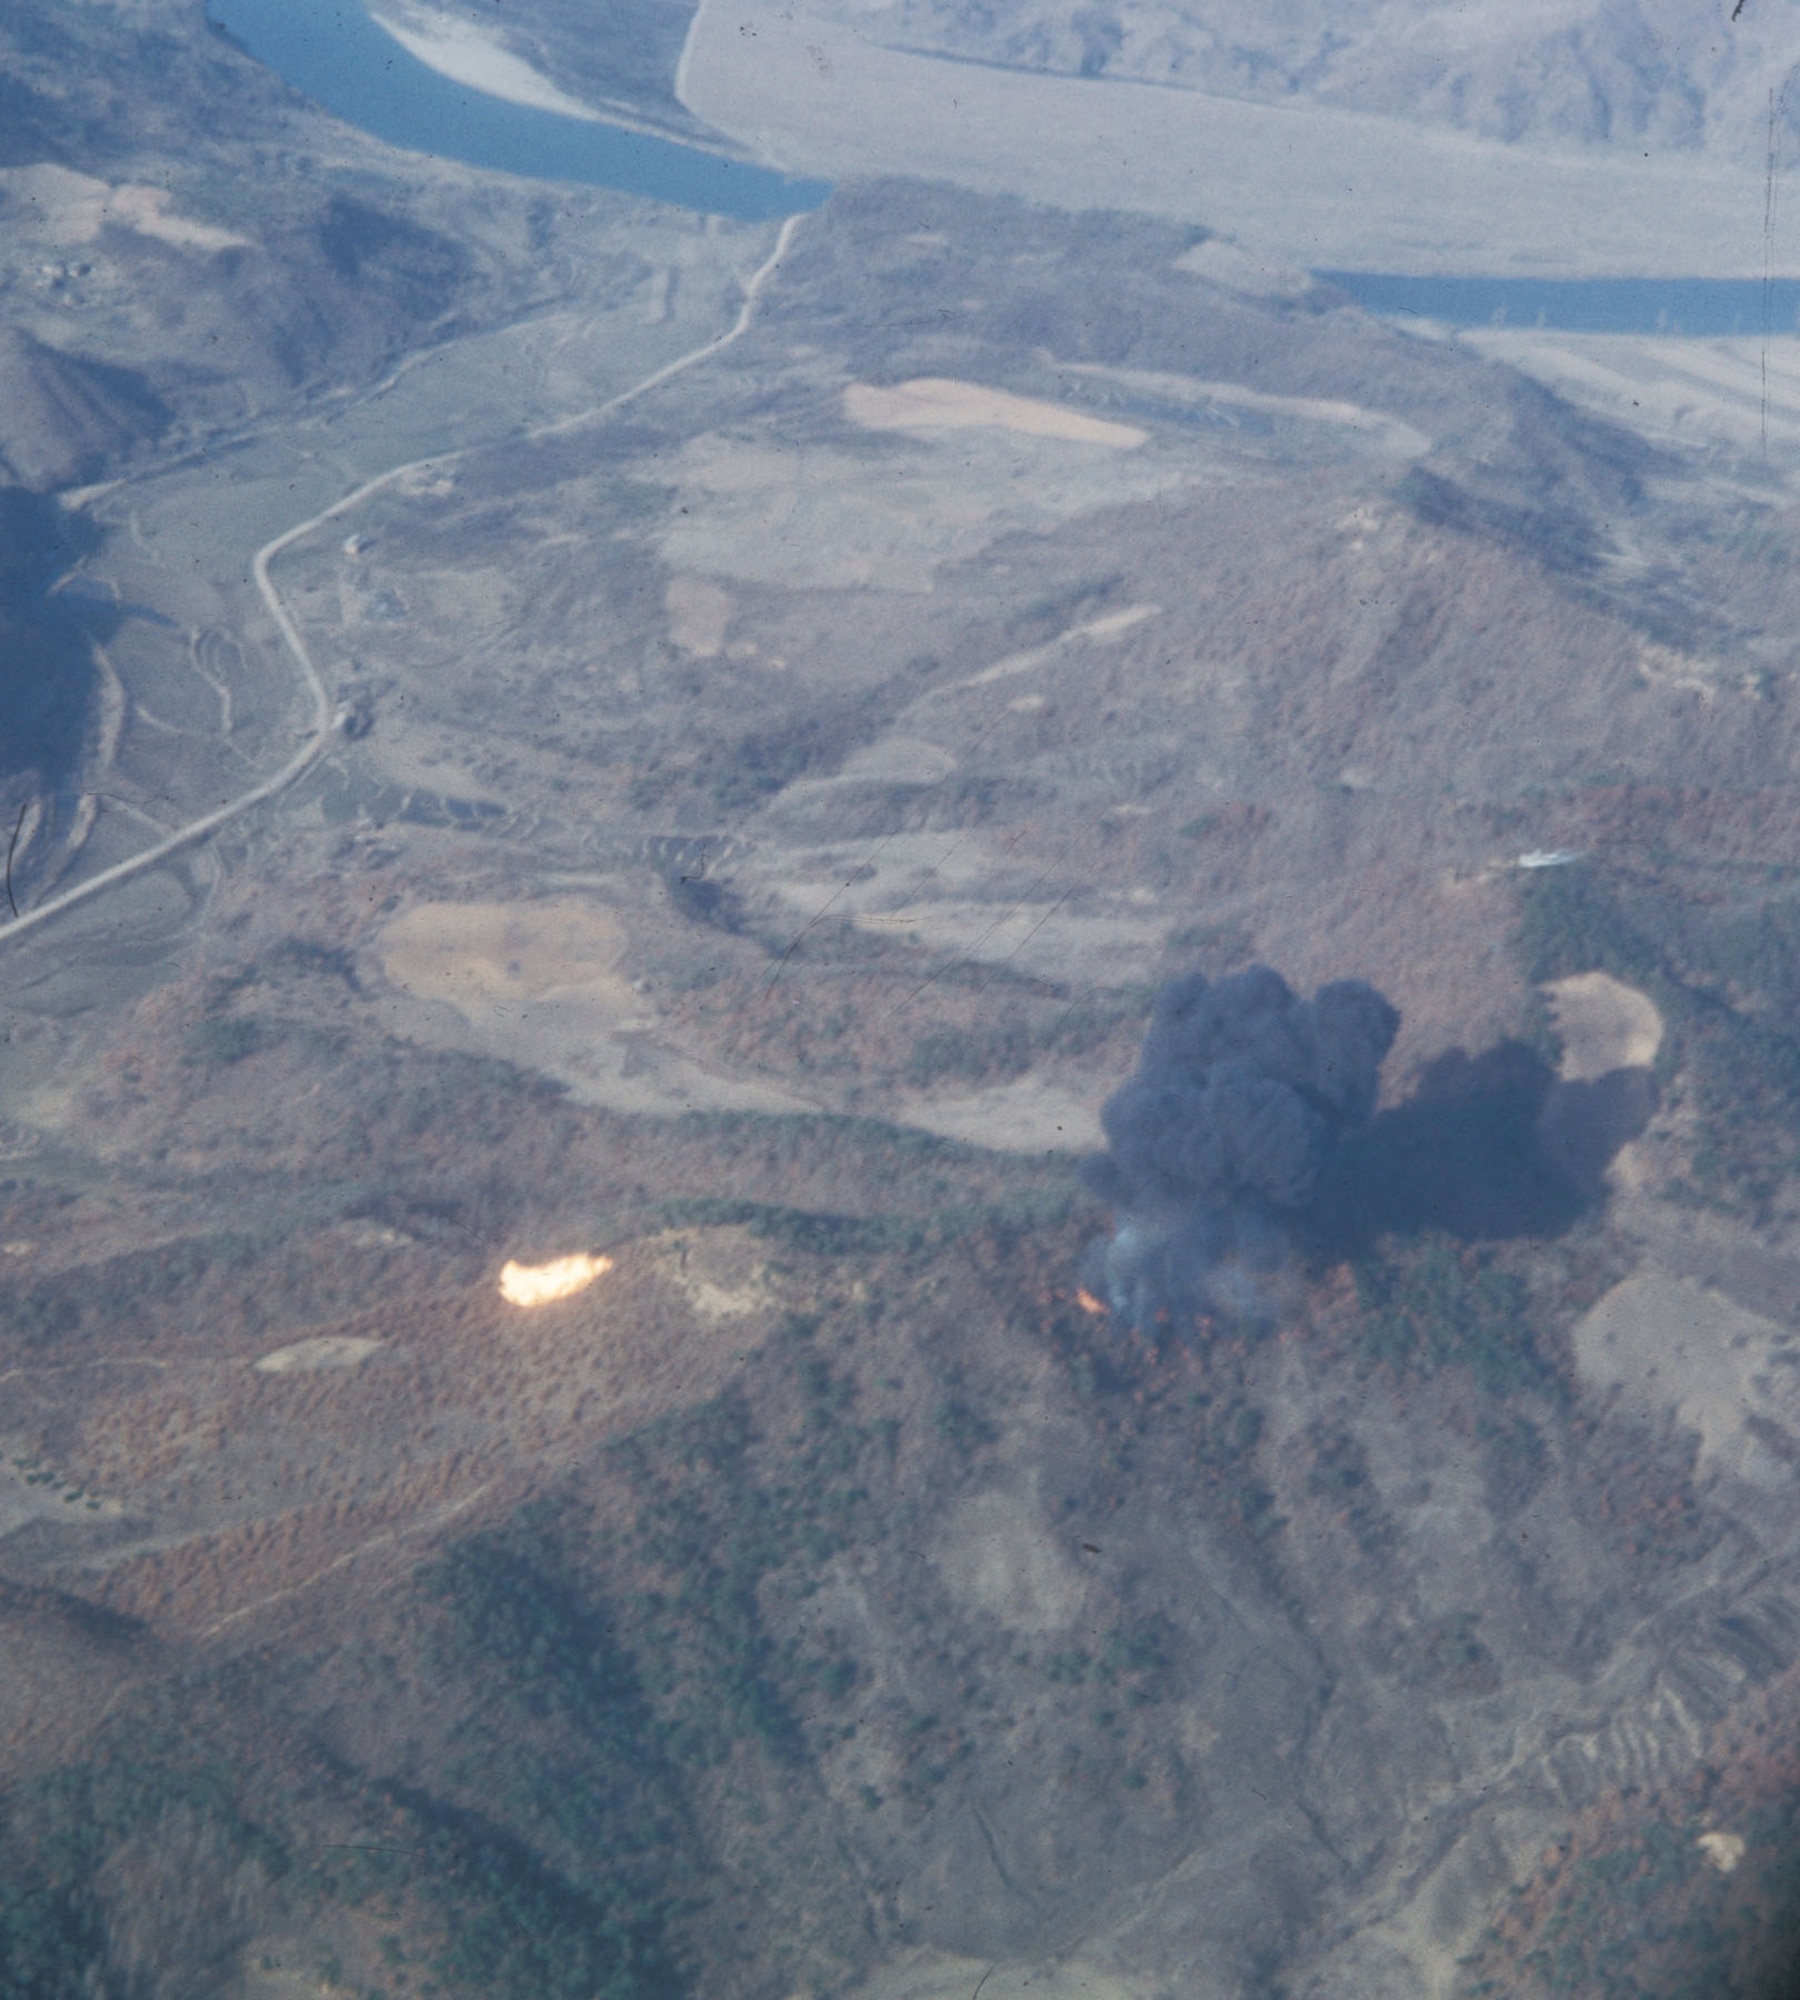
<box><xmin>1080</xmin><ymin>965</ymin><xmax>1400</xmax><ymax>1329</ymax></box>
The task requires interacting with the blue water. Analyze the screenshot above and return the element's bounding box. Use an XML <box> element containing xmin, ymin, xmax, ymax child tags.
<box><xmin>1323</xmin><ymin>272</ymin><xmax>1800</xmax><ymax>337</ymax></box>
<box><xmin>206</xmin><ymin>0</ymin><xmax>830</xmax><ymax>222</ymax></box>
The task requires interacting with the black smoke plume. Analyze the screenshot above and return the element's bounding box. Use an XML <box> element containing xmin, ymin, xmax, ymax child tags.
<box><xmin>1080</xmin><ymin>965</ymin><xmax>1400</xmax><ymax>1328</ymax></box>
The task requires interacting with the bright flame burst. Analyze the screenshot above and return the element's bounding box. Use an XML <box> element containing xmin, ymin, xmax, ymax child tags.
<box><xmin>1075</xmin><ymin>1287</ymin><xmax>1108</xmax><ymax>1317</ymax></box>
<box><xmin>499</xmin><ymin>1253</ymin><xmax>613</xmax><ymax>1308</ymax></box>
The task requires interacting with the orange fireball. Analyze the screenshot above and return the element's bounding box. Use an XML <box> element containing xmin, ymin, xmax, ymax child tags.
<box><xmin>499</xmin><ymin>1252</ymin><xmax>613</xmax><ymax>1307</ymax></box>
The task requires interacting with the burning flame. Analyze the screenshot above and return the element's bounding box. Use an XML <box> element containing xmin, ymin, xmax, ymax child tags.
<box><xmin>499</xmin><ymin>1253</ymin><xmax>613</xmax><ymax>1308</ymax></box>
<box><xmin>1075</xmin><ymin>1287</ymin><xmax>1108</xmax><ymax>1317</ymax></box>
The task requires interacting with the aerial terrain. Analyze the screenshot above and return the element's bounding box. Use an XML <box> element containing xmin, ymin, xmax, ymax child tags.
<box><xmin>6</xmin><ymin>3</ymin><xmax>1800</xmax><ymax>1999</ymax></box>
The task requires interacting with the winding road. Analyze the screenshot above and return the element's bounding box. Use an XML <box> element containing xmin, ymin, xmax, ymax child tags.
<box><xmin>1</xmin><ymin>212</ymin><xmax>805</xmax><ymax>946</ymax></box>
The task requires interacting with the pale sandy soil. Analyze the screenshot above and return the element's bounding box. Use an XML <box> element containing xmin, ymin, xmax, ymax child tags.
<box><xmin>843</xmin><ymin>377</ymin><xmax>1147</xmax><ymax>449</ymax></box>
<box><xmin>371</xmin><ymin>896</ymin><xmax>820</xmax><ymax>1117</ymax></box>
<box><xmin>664</xmin><ymin>573</ymin><xmax>734</xmax><ymax>657</ymax></box>
<box><xmin>1051</xmin><ymin>361</ymin><xmax>1433</xmax><ymax>459</ymax></box>
<box><xmin>749</xmin><ymin>833</ymin><xmax>1169</xmax><ymax>988</ymax></box>
<box><xmin>892</xmin><ymin>1074</ymin><xmax>1103</xmax><ymax>1154</ymax></box>
<box><xmin>253</xmin><ymin>1337</ymin><xmax>384</xmax><ymax>1375</ymax></box>
<box><xmin>1541</xmin><ymin>971</ymin><xmax>1663</xmax><ymax>1080</ymax></box>
<box><xmin>1573</xmin><ymin>1272</ymin><xmax>1800</xmax><ymax>1487</ymax></box>
<box><xmin>371</xmin><ymin>864</ymin><xmax>1110</xmax><ymax>1157</ymax></box>
<box><xmin>934</xmin><ymin>1487</ymin><xmax>1092</xmax><ymax>1633</ymax></box>
<box><xmin>378</xmin><ymin>898</ymin><xmax>642</xmax><ymax>1016</ymax></box>
<box><xmin>957</xmin><ymin>603</ymin><xmax>1161</xmax><ymax>689</ymax></box>
<box><xmin>638</xmin><ymin>1227</ymin><xmax>779</xmax><ymax>1322</ymax></box>
<box><xmin>368</xmin><ymin>4</ymin><xmax>604</xmax><ymax>120</ymax></box>
<box><xmin>0</xmin><ymin>165</ymin><xmax>249</xmax><ymax>252</ymax></box>
<box><xmin>676</xmin><ymin>0</ymin><xmax>1783</xmax><ymax>277</ymax></box>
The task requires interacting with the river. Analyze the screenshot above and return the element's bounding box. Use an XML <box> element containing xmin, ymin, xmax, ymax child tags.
<box><xmin>206</xmin><ymin>0</ymin><xmax>830</xmax><ymax>222</ymax></box>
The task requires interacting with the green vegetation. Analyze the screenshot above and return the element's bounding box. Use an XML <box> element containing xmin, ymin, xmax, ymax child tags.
<box><xmin>1517</xmin><ymin>865</ymin><xmax>1664</xmax><ymax>994</ymax></box>
<box><xmin>1396</xmin><ymin>466</ymin><xmax>1601</xmax><ymax>578</ymax></box>
<box><xmin>629</xmin><ymin>1190</ymin><xmax>1073</xmax><ymax>1260</ymax></box>
<box><xmin>1188</xmin><ymin>1390</ymin><xmax>1281</xmax><ymax>1542</ymax></box>
<box><xmin>1411</xmin><ymin>1612</ymin><xmax>1499</xmax><ymax>1695</ymax></box>
<box><xmin>1353</xmin><ymin>1234</ymin><xmax>1554</xmax><ymax>1397</ymax></box>
<box><xmin>0</xmin><ymin>1232</ymin><xmax>262</xmax><ymax>1347</ymax></box>
<box><xmin>902</xmin><ymin>987</ymin><xmax>1149</xmax><ymax>1089</ymax></box>
<box><xmin>931</xmin><ymin>1396</ymin><xmax>998</xmax><ymax>1454</ymax></box>
<box><xmin>0</xmin><ymin>1731</ymin><xmax>290</xmax><ymax>2000</ymax></box>
<box><xmin>1040</xmin><ymin>1619</ymin><xmax>1174</xmax><ymax>1705</ymax></box>
<box><xmin>182</xmin><ymin>1015</ymin><xmax>267</xmax><ymax>1066</ymax></box>
<box><xmin>0</xmin><ymin>1838</ymin><xmax>112</xmax><ymax>1997</ymax></box>
<box><xmin>1037</xmin><ymin>989</ymin><xmax>1155</xmax><ymax>1053</ymax></box>
<box><xmin>376</xmin><ymin>1782</ymin><xmax>679</xmax><ymax>2000</ymax></box>
<box><xmin>1164</xmin><ymin>917</ymin><xmax>1253</xmax><ymax>970</ymax></box>
<box><xmin>1301</xmin><ymin>1424</ymin><xmax>1392</xmax><ymax>1557</ymax></box>
<box><xmin>270</xmin><ymin>936</ymin><xmax>361</xmax><ymax>987</ymax></box>
<box><xmin>0</xmin><ymin>1679</ymin><xmax>687</xmax><ymax>2000</ymax></box>
<box><xmin>905</xmin><ymin>1021</ymin><xmax>1031</xmax><ymax>1087</ymax></box>
<box><xmin>1476</xmin><ymin>1408</ymin><xmax>1549</xmax><ymax>1513</ymax></box>
<box><xmin>415</xmin><ymin>1525</ymin><xmax>688</xmax><ymax>1999</ymax></box>
<box><xmin>615</xmin><ymin>1342</ymin><xmax>882</xmax><ymax>1765</ymax></box>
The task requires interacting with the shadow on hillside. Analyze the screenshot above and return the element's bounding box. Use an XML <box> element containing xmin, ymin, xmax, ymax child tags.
<box><xmin>1301</xmin><ymin>1039</ymin><xmax>1655</xmax><ymax>1263</ymax></box>
<box><xmin>0</xmin><ymin>487</ymin><xmax>110</xmax><ymax>789</ymax></box>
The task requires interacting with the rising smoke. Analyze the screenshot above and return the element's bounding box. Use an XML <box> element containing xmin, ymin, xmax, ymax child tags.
<box><xmin>1080</xmin><ymin>965</ymin><xmax>1400</xmax><ymax>1329</ymax></box>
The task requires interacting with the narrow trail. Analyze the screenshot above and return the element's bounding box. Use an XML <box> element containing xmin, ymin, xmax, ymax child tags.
<box><xmin>1</xmin><ymin>213</ymin><xmax>805</xmax><ymax>947</ymax></box>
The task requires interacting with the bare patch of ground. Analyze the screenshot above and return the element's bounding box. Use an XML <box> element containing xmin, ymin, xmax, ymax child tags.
<box><xmin>934</xmin><ymin>1487</ymin><xmax>1090</xmax><ymax>1633</ymax></box>
<box><xmin>0</xmin><ymin>164</ymin><xmax>251</xmax><ymax>253</ymax></box>
<box><xmin>894</xmin><ymin>1074</ymin><xmax>1102</xmax><ymax>1155</ymax></box>
<box><xmin>844</xmin><ymin>378</ymin><xmax>1147</xmax><ymax>449</ymax></box>
<box><xmin>373</xmin><ymin>896</ymin><xmax>817</xmax><ymax>1117</ymax></box>
<box><xmin>252</xmin><ymin>1337</ymin><xmax>384</xmax><ymax>1375</ymax></box>
<box><xmin>379</xmin><ymin>898</ymin><xmax>640</xmax><ymax>1016</ymax></box>
<box><xmin>665</xmin><ymin>573</ymin><xmax>734</xmax><ymax>657</ymax></box>
<box><xmin>1573</xmin><ymin>1272</ymin><xmax>1800</xmax><ymax>1486</ymax></box>
<box><xmin>958</xmin><ymin>602</ymin><xmax>1161</xmax><ymax>689</ymax></box>
<box><xmin>1542</xmin><ymin>971</ymin><xmax>1663</xmax><ymax>1080</ymax></box>
<box><xmin>640</xmin><ymin>1225</ymin><xmax>780</xmax><ymax>1322</ymax></box>
<box><xmin>369</xmin><ymin>3</ymin><xmax>606</xmax><ymax>120</ymax></box>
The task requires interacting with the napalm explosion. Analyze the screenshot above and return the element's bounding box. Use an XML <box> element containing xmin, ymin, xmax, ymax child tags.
<box><xmin>1080</xmin><ymin>965</ymin><xmax>1400</xmax><ymax>1328</ymax></box>
<box><xmin>499</xmin><ymin>1252</ymin><xmax>613</xmax><ymax>1307</ymax></box>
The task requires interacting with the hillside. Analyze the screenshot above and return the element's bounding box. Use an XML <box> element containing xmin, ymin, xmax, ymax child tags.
<box><xmin>7</xmin><ymin>7</ymin><xmax>1800</xmax><ymax>2000</ymax></box>
<box><xmin>747</xmin><ymin>0</ymin><xmax>1800</xmax><ymax>169</ymax></box>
